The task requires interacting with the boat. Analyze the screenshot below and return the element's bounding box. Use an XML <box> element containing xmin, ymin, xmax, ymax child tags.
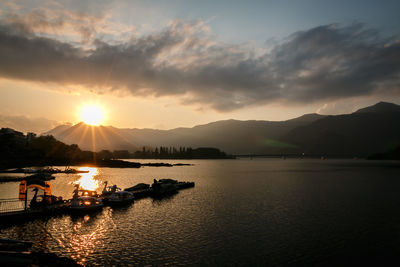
<box><xmin>123</xmin><ymin>179</ymin><xmax>194</xmax><ymax>199</ymax></box>
<box><xmin>101</xmin><ymin>182</ymin><xmax>134</xmax><ymax>206</ymax></box>
<box><xmin>102</xmin><ymin>191</ymin><xmax>134</xmax><ymax>206</ymax></box>
<box><xmin>0</xmin><ymin>179</ymin><xmax>67</xmax><ymax>224</ymax></box>
<box><xmin>29</xmin><ymin>188</ymin><xmax>65</xmax><ymax>211</ymax></box>
<box><xmin>69</xmin><ymin>196</ymin><xmax>103</xmax><ymax>213</ymax></box>
<box><xmin>124</xmin><ymin>183</ymin><xmax>150</xmax><ymax>191</ymax></box>
<box><xmin>76</xmin><ymin>189</ymin><xmax>100</xmax><ymax>198</ymax></box>
<box><xmin>19</xmin><ymin>178</ymin><xmax>65</xmax><ymax>211</ymax></box>
<box><xmin>151</xmin><ymin>179</ymin><xmax>178</xmax><ymax>196</ymax></box>
<box><xmin>68</xmin><ymin>185</ymin><xmax>103</xmax><ymax>213</ymax></box>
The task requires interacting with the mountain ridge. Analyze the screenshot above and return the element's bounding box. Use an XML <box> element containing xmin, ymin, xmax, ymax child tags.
<box><xmin>354</xmin><ymin>101</ymin><xmax>400</xmax><ymax>114</ymax></box>
<box><xmin>44</xmin><ymin>102</ymin><xmax>400</xmax><ymax>156</ymax></box>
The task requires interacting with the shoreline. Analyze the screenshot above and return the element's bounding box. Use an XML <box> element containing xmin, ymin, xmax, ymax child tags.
<box><xmin>0</xmin><ymin>159</ymin><xmax>194</xmax><ymax>173</ymax></box>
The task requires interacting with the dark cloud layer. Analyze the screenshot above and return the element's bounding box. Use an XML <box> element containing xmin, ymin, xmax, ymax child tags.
<box><xmin>0</xmin><ymin>17</ymin><xmax>399</xmax><ymax>111</ymax></box>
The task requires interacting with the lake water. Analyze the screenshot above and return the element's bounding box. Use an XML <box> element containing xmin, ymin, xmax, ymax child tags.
<box><xmin>1</xmin><ymin>158</ymin><xmax>400</xmax><ymax>266</ymax></box>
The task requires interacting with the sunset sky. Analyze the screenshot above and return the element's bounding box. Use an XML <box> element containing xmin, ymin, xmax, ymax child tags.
<box><xmin>1</xmin><ymin>0</ymin><xmax>400</xmax><ymax>133</ymax></box>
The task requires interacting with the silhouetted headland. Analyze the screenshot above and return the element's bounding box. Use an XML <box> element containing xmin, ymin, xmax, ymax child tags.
<box><xmin>0</xmin><ymin>128</ymin><xmax>195</xmax><ymax>170</ymax></box>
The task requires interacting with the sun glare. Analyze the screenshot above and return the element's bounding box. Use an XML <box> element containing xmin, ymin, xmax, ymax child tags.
<box><xmin>74</xmin><ymin>167</ymin><xmax>100</xmax><ymax>191</ymax></box>
<box><xmin>80</xmin><ymin>105</ymin><xmax>104</xmax><ymax>126</ymax></box>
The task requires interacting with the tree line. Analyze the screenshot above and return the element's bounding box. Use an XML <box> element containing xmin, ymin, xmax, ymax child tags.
<box><xmin>0</xmin><ymin>128</ymin><xmax>234</xmax><ymax>169</ymax></box>
<box><xmin>80</xmin><ymin>145</ymin><xmax>234</xmax><ymax>160</ymax></box>
<box><xmin>131</xmin><ymin>146</ymin><xmax>234</xmax><ymax>159</ymax></box>
<box><xmin>0</xmin><ymin>128</ymin><xmax>100</xmax><ymax>169</ymax></box>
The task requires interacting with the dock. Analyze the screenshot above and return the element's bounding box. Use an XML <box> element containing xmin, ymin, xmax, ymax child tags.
<box><xmin>0</xmin><ymin>200</ymin><xmax>70</xmax><ymax>225</ymax></box>
<box><xmin>0</xmin><ymin>180</ymin><xmax>195</xmax><ymax>226</ymax></box>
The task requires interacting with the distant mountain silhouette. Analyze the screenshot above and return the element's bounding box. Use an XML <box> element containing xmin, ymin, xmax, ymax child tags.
<box><xmin>282</xmin><ymin>102</ymin><xmax>400</xmax><ymax>156</ymax></box>
<box><xmin>355</xmin><ymin>101</ymin><xmax>400</xmax><ymax>114</ymax></box>
<box><xmin>45</xmin><ymin>123</ymin><xmax>72</xmax><ymax>136</ymax></box>
<box><xmin>117</xmin><ymin>114</ymin><xmax>327</xmax><ymax>154</ymax></box>
<box><xmin>44</xmin><ymin>102</ymin><xmax>400</xmax><ymax>157</ymax></box>
<box><xmin>45</xmin><ymin>115</ymin><xmax>325</xmax><ymax>154</ymax></box>
<box><xmin>44</xmin><ymin>122</ymin><xmax>138</xmax><ymax>152</ymax></box>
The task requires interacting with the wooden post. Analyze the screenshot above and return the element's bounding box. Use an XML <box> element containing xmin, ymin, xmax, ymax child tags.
<box><xmin>24</xmin><ymin>189</ymin><xmax>28</xmax><ymax>211</ymax></box>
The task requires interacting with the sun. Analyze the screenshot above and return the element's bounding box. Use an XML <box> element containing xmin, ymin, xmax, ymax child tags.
<box><xmin>80</xmin><ymin>105</ymin><xmax>104</xmax><ymax>126</ymax></box>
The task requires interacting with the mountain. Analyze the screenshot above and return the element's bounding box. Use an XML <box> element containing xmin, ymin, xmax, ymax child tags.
<box><xmin>354</xmin><ymin>101</ymin><xmax>400</xmax><ymax>114</ymax></box>
<box><xmin>282</xmin><ymin>102</ymin><xmax>400</xmax><ymax>156</ymax></box>
<box><xmin>44</xmin><ymin>122</ymin><xmax>138</xmax><ymax>152</ymax></box>
<box><xmin>45</xmin><ymin>114</ymin><xmax>326</xmax><ymax>154</ymax></box>
<box><xmin>44</xmin><ymin>102</ymin><xmax>400</xmax><ymax>157</ymax></box>
<box><xmin>45</xmin><ymin>123</ymin><xmax>72</xmax><ymax>136</ymax></box>
<box><xmin>116</xmin><ymin>113</ymin><xmax>327</xmax><ymax>154</ymax></box>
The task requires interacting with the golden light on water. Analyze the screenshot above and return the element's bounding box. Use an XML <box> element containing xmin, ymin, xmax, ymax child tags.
<box><xmin>74</xmin><ymin>167</ymin><xmax>100</xmax><ymax>191</ymax></box>
<box><xmin>65</xmin><ymin>209</ymin><xmax>113</xmax><ymax>265</ymax></box>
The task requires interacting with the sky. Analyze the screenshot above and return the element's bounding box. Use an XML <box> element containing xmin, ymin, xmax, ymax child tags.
<box><xmin>1</xmin><ymin>0</ymin><xmax>400</xmax><ymax>133</ymax></box>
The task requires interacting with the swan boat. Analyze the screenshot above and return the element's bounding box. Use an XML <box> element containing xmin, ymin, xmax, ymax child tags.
<box><xmin>101</xmin><ymin>182</ymin><xmax>134</xmax><ymax>206</ymax></box>
<box><xmin>69</xmin><ymin>185</ymin><xmax>103</xmax><ymax>213</ymax></box>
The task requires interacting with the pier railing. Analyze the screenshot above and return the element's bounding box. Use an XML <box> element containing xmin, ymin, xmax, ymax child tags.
<box><xmin>0</xmin><ymin>198</ymin><xmax>26</xmax><ymax>213</ymax></box>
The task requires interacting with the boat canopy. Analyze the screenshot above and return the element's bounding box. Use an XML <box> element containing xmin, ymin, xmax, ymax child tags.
<box><xmin>78</xmin><ymin>190</ymin><xmax>98</xmax><ymax>197</ymax></box>
<box><xmin>19</xmin><ymin>179</ymin><xmax>52</xmax><ymax>200</ymax></box>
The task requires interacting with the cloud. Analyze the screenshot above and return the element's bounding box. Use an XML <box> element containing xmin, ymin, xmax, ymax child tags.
<box><xmin>2</xmin><ymin>7</ymin><xmax>135</xmax><ymax>45</ymax></box>
<box><xmin>0</xmin><ymin>114</ymin><xmax>63</xmax><ymax>133</ymax></box>
<box><xmin>0</xmin><ymin>13</ymin><xmax>400</xmax><ymax>111</ymax></box>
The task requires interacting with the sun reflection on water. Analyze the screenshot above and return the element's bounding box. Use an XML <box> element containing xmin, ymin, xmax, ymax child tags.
<box><xmin>66</xmin><ymin>209</ymin><xmax>113</xmax><ymax>265</ymax></box>
<box><xmin>74</xmin><ymin>167</ymin><xmax>100</xmax><ymax>191</ymax></box>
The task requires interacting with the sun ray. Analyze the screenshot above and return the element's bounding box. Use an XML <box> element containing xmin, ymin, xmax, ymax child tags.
<box><xmin>97</xmin><ymin>126</ymin><xmax>114</xmax><ymax>153</ymax></box>
<box><xmin>108</xmin><ymin>126</ymin><xmax>133</xmax><ymax>144</ymax></box>
<box><xmin>62</xmin><ymin>121</ymin><xmax>88</xmax><ymax>143</ymax></box>
<box><xmin>90</xmin><ymin>126</ymin><xmax>96</xmax><ymax>162</ymax></box>
<box><xmin>76</xmin><ymin>124</ymin><xmax>90</xmax><ymax>149</ymax></box>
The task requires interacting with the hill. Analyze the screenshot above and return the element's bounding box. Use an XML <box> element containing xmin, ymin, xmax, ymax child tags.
<box><xmin>45</xmin><ymin>114</ymin><xmax>326</xmax><ymax>154</ymax></box>
<box><xmin>44</xmin><ymin>122</ymin><xmax>138</xmax><ymax>152</ymax></box>
<box><xmin>354</xmin><ymin>101</ymin><xmax>400</xmax><ymax>114</ymax></box>
<box><xmin>282</xmin><ymin>102</ymin><xmax>400</xmax><ymax>157</ymax></box>
<box><xmin>44</xmin><ymin>102</ymin><xmax>400</xmax><ymax>157</ymax></box>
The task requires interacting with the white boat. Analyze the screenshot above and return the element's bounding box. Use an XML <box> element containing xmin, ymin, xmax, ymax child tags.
<box><xmin>69</xmin><ymin>185</ymin><xmax>103</xmax><ymax>213</ymax></box>
<box><xmin>69</xmin><ymin>196</ymin><xmax>103</xmax><ymax>213</ymax></box>
<box><xmin>101</xmin><ymin>182</ymin><xmax>134</xmax><ymax>206</ymax></box>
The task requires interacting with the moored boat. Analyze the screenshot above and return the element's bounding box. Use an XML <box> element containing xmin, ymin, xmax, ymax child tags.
<box><xmin>69</xmin><ymin>196</ymin><xmax>103</xmax><ymax>213</ymax></box>
<box><xmin>151</xmin><ymin>179</ymin><xmax>178</xmax><ymax>196</ymax></box>
<box><xmin>101</xmin><ymin>182</ymin><xmax>134</xmax><ymax>206</ymax></box>
<box><xmin>68</xmin><ymin>185</ymin><xmax>103</xmax><ymax>213</ymax></box>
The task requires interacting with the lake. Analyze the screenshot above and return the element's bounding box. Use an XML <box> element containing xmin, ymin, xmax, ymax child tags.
<box><xmin>1</xmin><ymin>158</ymin><xmax>400</xmax><ymax>266</ymax></box>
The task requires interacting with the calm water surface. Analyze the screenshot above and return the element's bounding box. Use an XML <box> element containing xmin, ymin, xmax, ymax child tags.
<box><xmin>1</xmin><ymin>159</ymin><xmax>400</xmax><ymax>266</ymax></box>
